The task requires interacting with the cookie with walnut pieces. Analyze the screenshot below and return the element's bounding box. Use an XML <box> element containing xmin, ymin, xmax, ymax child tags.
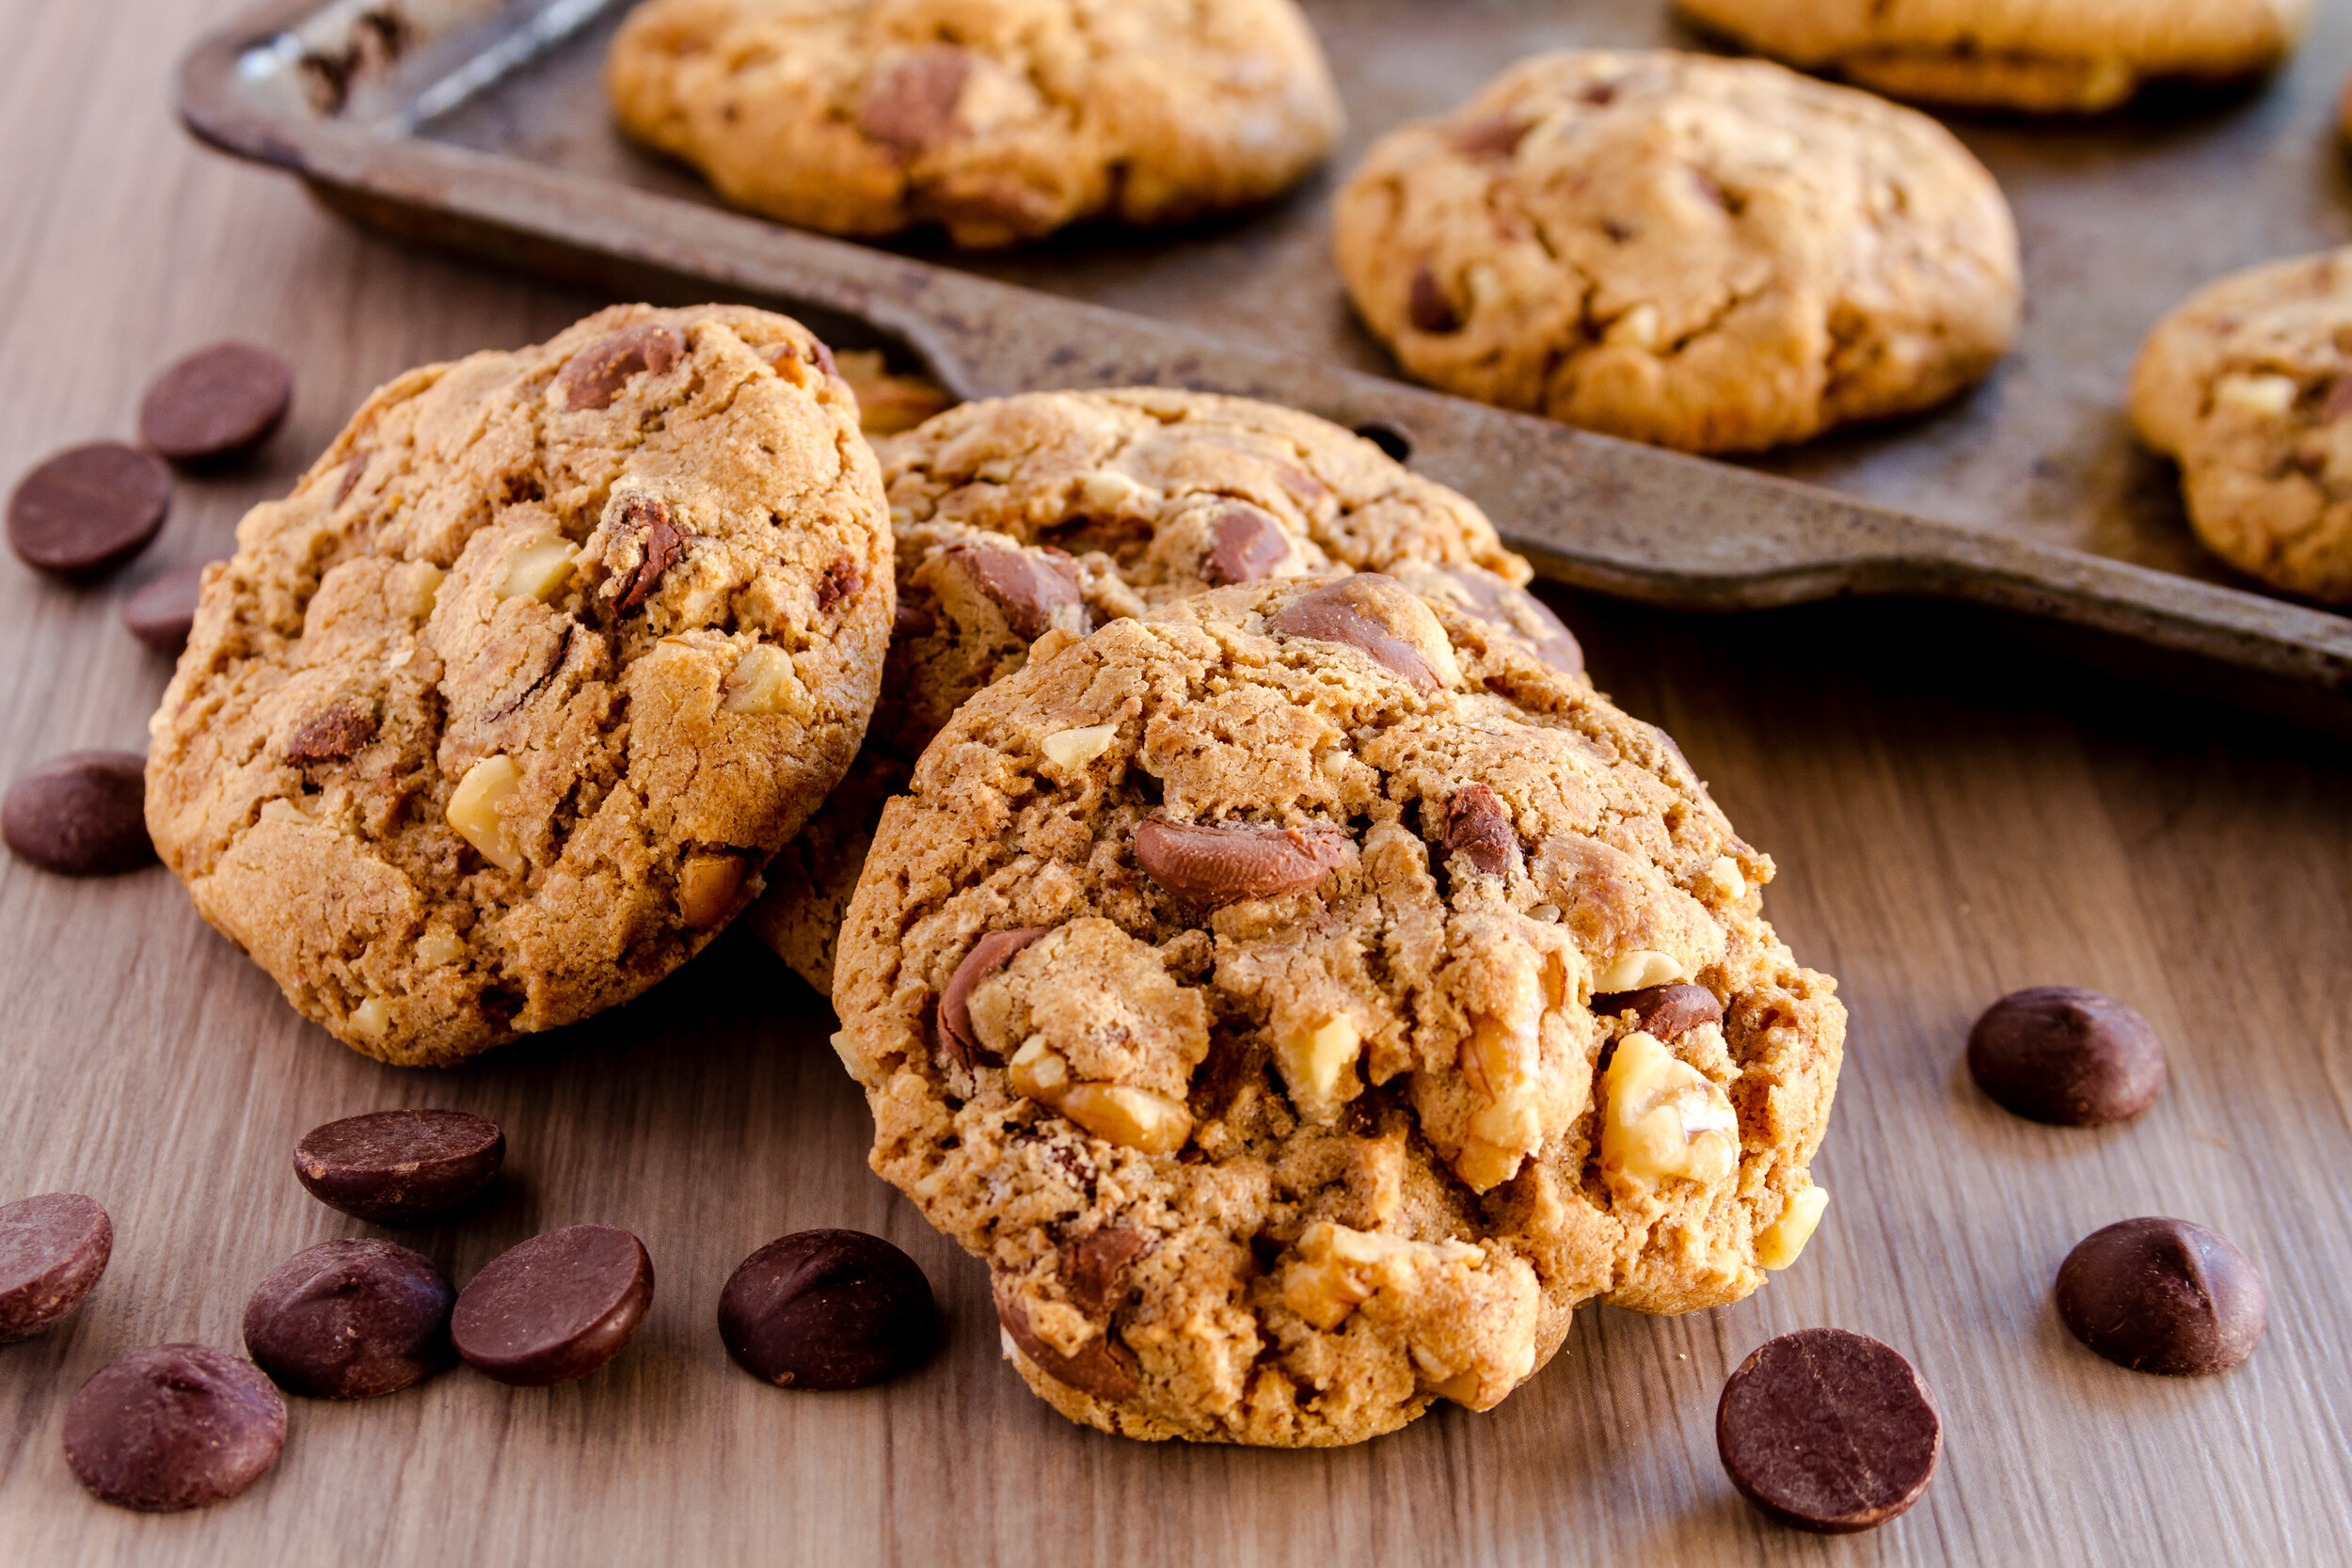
<box><xmin>1333</xmin><ymin>50</ymin><xmax>2020</xmax><ymax>455</ymax></box>
<box><xmin>606</xmin><ymin>0</ymin><xmax>1343</xmax><ymax>248</ymax></box>
<box><xmin>2131</xmin><ymin>248</ymin><xmax>2352</xmax><ymax>604</ymax></box>
<box><xmin>744</xmin><ymin>388</ymin><xmax>1551</xmax><ymax>997</ymax></box>
<box><xmin>144</xmin><ymin>305</ymin><xmax>893</xmax><ymax>1066</ymax></box>
<box><xmin>831</xmin><ymin>571</ymin><xmax>1843</xmax><ymax>1446</ymax></box>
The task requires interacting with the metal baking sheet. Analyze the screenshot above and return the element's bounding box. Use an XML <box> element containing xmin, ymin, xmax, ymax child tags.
<box><xmin>178</xmin><ymin>0</ymin><xmax>2352</xmax><ymax>720</ymax></box>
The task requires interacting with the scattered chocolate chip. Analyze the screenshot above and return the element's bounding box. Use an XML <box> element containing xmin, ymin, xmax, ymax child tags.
<box><xmin>1593</xmin><ymin>982</ymin><xmax>1724</xmax><ymax>1039</ymax></box>
<box><xmin>452</xmin><ymin>1225</ymin><xmax>653</xmax><ymax>1386</ymax></box>
<box><xmin>554</xmin><ymin>323</ymin><xmax>685</xmax><ymax>413</ymax></box>
<box><xmin>1407</xmin><ymin>266</ymin><xmax>1461</xmax><ymax>335</ymax></box>
<box><xmin>1442</xmin><ymin>784</ymin><xmax>1519</xmax><ymax>877</ymax></box>
<box><xmin>293</xmin><ymin>1108</ymin><xmax>505</xmax><ymax>1225</ymax></box>
<box><xmin>993</xmin><ymin>1279</ymin><xmax>1137</xmax><ymax>1400</ymax></box>
<box><xmin>1267</xmin><ymin>576</ymin><xmax>1445</xmax><ymax>691</ymax></box>
<box><xmin>606</xmin><ymin>496</ymin><xmax>685</xmax><ymax>614</ymax></box>
<box><xmin>943</xmin><ymin>543</ymin><xmax>1082</xmax><ymax>642</ymax></box>
<box><xmin>3</xmin><ymin>752</ymin><xmax>155</xmax><ymax>876</ymax></box>
<box><xmin>818</xmin><ymin>557</ymin><xmax>862</xmax><ymax>612</ymax></box>
<box><xmin>938</xmin><ymin>927</ymin><xmax>1048</xmax><ymax>1069</ymax></box>
<box><xmin>0</xmin><ymin>1193</ymin><xmax>112</xmax><ymax>1342</ymax></box>
<box><xmin>718</xmin><ymin>1229</ymin><xmax>941</xmax><ymax>1389</ymax></box>
<box><xmin>1449</xmin><ymin>113</ymin><xmax>1528</xmax><ymax>160</ymax></box>
<box><xmin>2057</xmin><ymin>1217</ymin><xmax>2266</xmax><ymax>1376</ymax></box>
<box><xmin>1061</xmin><ymin>1225</ymin><xmax>1152</xmax><ymax>1317</ymax></box>
<box><xmin>63</xmin><ymin>1345</ymin><xmax>286</xmax><ymax>1512</ymax></box>
<box><xmin>859</xmin><ymin>45</ymin><xmax>973</xmax><ymax>159</ymax></box>
<box><xmin>1716</xmin><ymin>1328</ymin><xmax>1941</xmax><ymax>1534</ymax></box>
<box><xmin>122</xmin><ymin>562</ymin><xmax>213</xmax><ymax>656</ymax></box>
<box><xmin>138</xmin><ymin>343</ymin><xmax>294</xmax><ymax>465</ymax></box>
<box><xmin>1201</xmin><ymin>504</ymin><xmax>1291</xmax><ymax>586</ymax></box>
<box><xmin>284</xmin><ymin>704</ymin><xmax>376</xmax><ymax>765</ymax></box>
<box><xmin>243</xmin><ymin>1240</ymin><xmax>454</xmax><ymax>1399</ymax></box>
<box><xmin>1967</xmin><ymin>986</ymin><xmax>2166</xmax><ymax>1127</ymax></box>
<box><xmin>1134</xmin><ymin>816</ymin><xmax>1347</xmax><ymax>903</ymax></box>
<box><xmin>7</xmin><ymin>443</ymin><xmax>171</xmax><ymax>578</ymax></box>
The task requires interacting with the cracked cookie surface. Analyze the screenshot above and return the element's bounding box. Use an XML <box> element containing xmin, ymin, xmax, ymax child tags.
<box><xmin>832</xmin><ymin>572</ymin><xmax>1842</xmax><ymax>1446</ymax></box>
<box><xmin>1333</xmin><ymin>50</ymin><xmax>2021</xmax><ymax>455</ymax></box>
<box><xmin>747</xmin><ymin>388</ymin><xmax>1551</xmax><ymax>995</ymax></box>
<box><xmin>146</xmin><ymin>305</ymin><xmax>893</xmax><ymax>1065</ymax></box>
<box><xmin>606</xmin><ymin>0</ymin><xmax>1343</xmax><ymax>247</ymax></box>
<box><xmin>1678</xmin><ymin>0</ymin><xmax>2309</xmax><ymax>113</ymax></box>
<box><xmin>2132</xmin><ymin>247</ymin><xmax>2352</xmax><ymax>603</ymax></box>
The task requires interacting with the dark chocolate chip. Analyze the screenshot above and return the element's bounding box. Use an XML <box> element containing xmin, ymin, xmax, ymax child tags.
<box><xmin>1200</xmin><ymin>504</ymin><xmax>1291</xmax><ymax>586</ymax></box>
<box><xmin>3</xmin><ymin>752</ymin><xmax>155</xmax><ymax>876</ymax></box>
<box><xmin>555</xmin><ymin>323</ymin><xmax>685</xmax><ymax>413</ymax></box>
<box><xmin>937</xmin><ymin>927</ymin><xmax>1048</xmax><ymax>1069</ymax></box>
<box><xmin>858</xmin><ymin>45</ymin><xmax>973</xmax><ymax>159</ymax></box>
<box><xmin>452</xmin><ymin>1225</ymin><xmax>653</xmax><ymax>1386</ymax></box>
<box><xmin>1442</xmin><ymin>783</ymin><xmax>1519</xmax><ymax>877</ymax></box>
<box><xmin>607</xmin><ymin>497</ymin><xmax>685</xmax><ymax>614</ymax></box>
<box><xmin>1267</xmin><ymin>576</ymin><xmax>1444</xmax><ymax>691</ymax></box>
<box><xmin>2056</xmin><ymin>1217</ymin><xmax>2266</xmax><ymax>1376</ymax></box>
<box><xmin>123</xmin><ymin>562</ymin><xmax>214</xmax><ymax>656</ymax></box>
<box><xmin>993</xmin><ymin>1279</ymin><xmax>1136</xmax><ymax>1400</ymax></box>
<box><xmin>718</xmin><ymin>1229</ymin><xmax>941</xmax><ymax>1389</ymax></box>
<box><xmin>293</xmin><ymin>1108</ymin><xmax>505</xmax><ymax>1225</ymax></box>
<box><xmin>1594</xmin><ymin>982</ymin><xmax>1724</xmax><ymax>1039</ymax></box>
<box><xmin>1061</xmin><ymin>1225</ymin><xmax>1152</xmax><ymax>1317</ymax></box>
<box><xmin>1967</xmin><ymin>986</ymin><xmax>2166</xmax><ymax>1127</ymax></box>
<box><xmin>138</xmin><ymin>343</ymin><xmax>294</xmax><ymax>465</ymax></box>
<box><xmin>0</xmin><ymin>1193</ymin><xmax>112</xmax><ymax>1342</ymax></box>
<box><xmin>1407</xmin><ymin>266</ymin><xmax>1461</xmax><ymax>334</ymax></box>
<box><xmin>8</xmin><ymin>442</ymin><xmax>171</xmax><ymax>578</ymax></box>
<box><xmin>242</xmin><ymin>1239</ymin><xmax>453</xmax><ymax>1399</ymax></box>
<box><xmin>1717</xmin><ymin>1328</ymin><xmax>1941</xmax><ymax>1535</ymax></box>
<box><xmin>943</xmin><ymin>543</ymin><xmax>1083</xmax><ymax>641</ymax></box>
<box><xmin>63</xmin><ymin>1345</ymin><xmax>286</xmax><ymax>1512</ymax></box>
<box><xmin>1134</xmin><ymin>816</ymin><xmax>1347</xmax><ymax>903</ymax></box>
<box><xmin>284</xmin><ymin>705</ymin><xmax>376</xmax><ymax>765</ymax></box>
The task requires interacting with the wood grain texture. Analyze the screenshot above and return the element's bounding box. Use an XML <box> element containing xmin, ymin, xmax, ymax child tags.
<box><xmin>1</xmin><ymin>3</ymin><xmax>2349</xmax><ymax>1563</ymax></box>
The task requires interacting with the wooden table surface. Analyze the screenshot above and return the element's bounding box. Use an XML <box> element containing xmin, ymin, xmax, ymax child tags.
<box><xmin>3</xmin><ymin>3</ymin><xmax>2349</xmax><ymax>1563</ymax></box>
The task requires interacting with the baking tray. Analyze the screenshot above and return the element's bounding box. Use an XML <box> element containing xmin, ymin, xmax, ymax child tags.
<box><xmin>177</xmin><ymin>0</ymin><xmax>2352</xmax><ymax>721</ymax></box>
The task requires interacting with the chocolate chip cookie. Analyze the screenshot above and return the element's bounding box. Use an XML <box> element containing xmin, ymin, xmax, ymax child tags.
<box><xmin>746</xmin><ymin>388</ymin><xmax>1545</xmax><ymax>995</ymax></box>
<box><xmin>146</xmin><ymin>305</ymin><xmax>893</xmax><ymax>1065</ymax></box>
<box><xmin>607</xmin><ymin>0</ymin><xmax>1343</xmax><ymax>248</ymax></box>
<box><xmin>831</xmin><ymin>572</ymin><xmax>1843</xmax><ymax>1445</ymax></box>
<box><xmin>2131</xmin><ymin>248</ymin><xmax>2352</xmax><ymax>603</ymax></box>
<box><xmin>1333</xmin><ymin>51</ymin><xmax>2021</xmax><ymax>455</ymax></box>
<box><xmin>1679</xmin><ymin>0</ymin><xmax>2310</xmax><ymax>114</ymax></box>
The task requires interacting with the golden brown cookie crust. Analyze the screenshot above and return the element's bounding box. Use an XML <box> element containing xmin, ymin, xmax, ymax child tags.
<box><xmin>833</xmin><ymin>573</ymin><xmax>1843</xmax><ymax>1446</ymax></box>
<box><xmin>147</xmin><ymin>305</ymin><xmax>893</xmax><ymax>1065</ymax></box>
<box><xmin>2131</xmin><ymin>248</ymin><xmax>2352</xmax><ymax>603</ymax></box>
<box><xmin>607</xmin><ymin>0</ymin><xmax>1343</xmax><ymax>247</ymax></box>
<box><xmin>1333</xmin><ymin>50</ymin><xmax>2021</xmax><ymax>455</ymax></box>
<box><xmin>1678</xmin><ymin>0</ymin><xmax>2310</xmax><ymax>113</ymax></box>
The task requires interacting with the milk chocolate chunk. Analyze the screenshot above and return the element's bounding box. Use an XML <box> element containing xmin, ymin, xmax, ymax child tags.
<box><xmin>1716</xmin><ymin>1328</ymin><xmax>1941</xmax><ymax>1534</ymax></box>
<box><xmin>937</xmin><ymin>927</ymin><xmax>1048</xmax><ymax>1068</ymax></box>
<box><xmin>243</xmin><ymin>1239</ymin><xmax>454</xmax><ymax>1399</ymax></box>
<box><xmin>943</xmin><ymin>543</ymin><xmax>1082</xmax><ymax>641</ymax></box>
<box><xmin>606</xmin><ymin>496</ymin><xmax>686</xmax><ymax>614</ymax></box>
<box><xmin>3</xmin><ymin>752</ymin><xmax>156</xmax><ymax>876</ymax></box>
<box><xmin>138</xmin><ymin>343</ymin><xmax>294</xmax><ymax>465</ymax></box>
<box><xmin>2057</xmin><ymin>1217</ymin><xmax>2266</xmax><ymax>1376</ymax></box>
<box><xmin>1268</xmin><ymin>575</ymin><xmax>1445</xmax><ymax>691</ymax></box>
<box><xmin>1201</xmin><ymin>504</ymin><xmax>1290</xmax><ymax>586</ymax></box>
<box><xmin>453</xmin><ymin>1225</ymin><xmax>653</xmax><ymax>1386</ymax></box>
<box><xmin>123</xmin><ymin>561</ymin><xmax>214</xmax><ymax>655</ymax></box>
<box><xmin>993</xmin><ymin>1279</ymin><xmax>1137</xmax><ymax>1399</ymax></box>
<box><xmin>1443</xmin><ymin>783</ymin><xmax>1519</xmax><ymax>876</ymax></box>
<box><xmin>0</xmin><ymin>1193</ymin><xmax>112</xmax><ymax>1342</ymax></box>
<box><xmin>1435</xmin><ymin>563</ymin><xmax>1584</xmax><ymax>676</ymax></box>
<box><xmin>1134</xmin><ymin>816</ymin><xmax>1347</xmax><ymax>903</ymax></box>
<box><xmin>1593</xmin><ymin>983</ymin><xmax>1723</xmax><ymax>1040</ymax></box>
<box><xmin>63</xmin><ymin>1345</ymin><xmax>286</xmax><ymax>1512</ymax></box>
<box><xmin>1061</xmin><ymin>1225</ymin><xmax>1151</xmax><ymax>1317</ymax></box>
<box><xmin>7</xmin><ymin>442</ymin><xmax>170</xmax><ymax>578</ymax></box>
<box><xmin>859</xmin><ymin>45</ymin><xmax>974</xmax><ymax>158</ymax></box>
<box><xmin>718</xmin><ymin>1229</ymin><xmax>941</xmax><ymax>1390</ymax></box>
<box><xmin>1967</xmin><ymin>986</ymin><xmax>2166</xmax><ymax>1127</ymax></box>
<box><xmin>1407</xmin><ymin>266</ymin><xmax>1461</xmax><ymax>334</ymax></box>
<box><xmin>555</xmin><ymin>323</ymin><xmax>684</xmax><ymax>412</ymax></box>
<box><xmin>285</xmin><ymin>704</ymin><xmax>376</xmax><ymax>764</ymax></box>
<box><xmin>293</xmin><ymin>1109</ymin><xmax>505</xmax><ymax>1224</ymax></box>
